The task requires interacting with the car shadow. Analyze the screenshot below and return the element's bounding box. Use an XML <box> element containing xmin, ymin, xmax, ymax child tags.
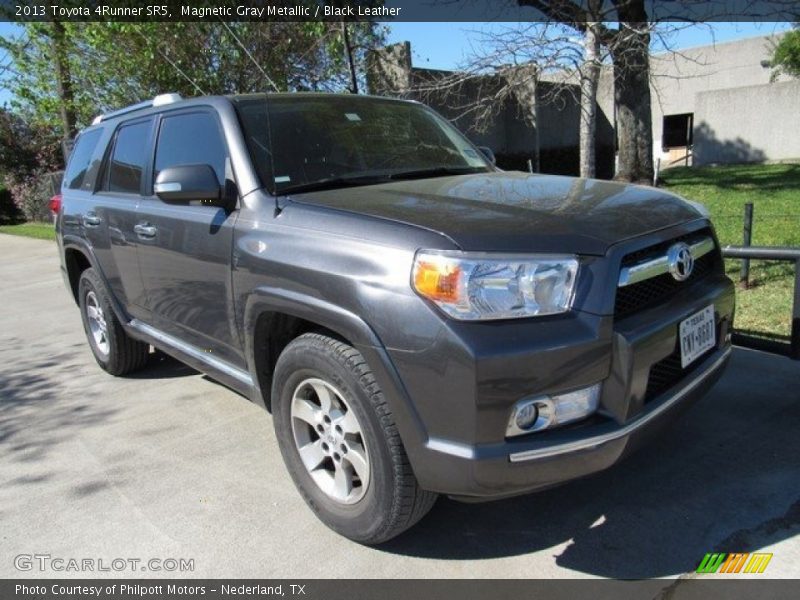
<box><xmin>124</xmin><ymin>350</ymin><xmax>198</xmax><ymax>380</ymax></box>
<box><xmin>125</xmin><ymin>349</ymin><xmax>251</xmax><ymax>401</ymax></box>
<box><xmin>378</xmin><ymin>347</ymin><xmax>800</xmax><ymax>578</ymax></box>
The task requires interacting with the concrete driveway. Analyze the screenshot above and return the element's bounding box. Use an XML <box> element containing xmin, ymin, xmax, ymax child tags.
<box><xmin>1</xmin><ymin>233</ymin><xmax>798</xmax><ymax>579</ymax></box>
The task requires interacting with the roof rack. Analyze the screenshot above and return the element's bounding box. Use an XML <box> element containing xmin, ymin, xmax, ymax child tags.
<box><xmin>91</xmin><ymin>93</ymin><xmax>183</xmax><ymax>125</ymax></box>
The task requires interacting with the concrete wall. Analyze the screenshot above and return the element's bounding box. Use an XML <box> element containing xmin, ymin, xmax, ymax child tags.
<box><xmin>649</xmin><ymin>34</ymin><xmax>790</xmax><ymax>165</ymax></box>
<box><xmin>368</xmin><ymin>35</ymin><xmax>798</xmax><ymax>176</ymax></box>
<box><xmin>693</xmin><ymin>80</ymin><xmax>800</xmax><ymax>166</ymax></box>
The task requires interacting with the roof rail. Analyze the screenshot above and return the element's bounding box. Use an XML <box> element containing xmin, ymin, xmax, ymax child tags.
<box><xmin>91</xmin><ymin>93</ymin><xmax>183</xmax><ymax>125</ymax></box>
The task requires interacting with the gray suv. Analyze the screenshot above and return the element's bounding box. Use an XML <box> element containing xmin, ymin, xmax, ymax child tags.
<box><xmin>56</xmin><ymin>92</ymin><xmax>734</xmax><ymax>543</ymax></box>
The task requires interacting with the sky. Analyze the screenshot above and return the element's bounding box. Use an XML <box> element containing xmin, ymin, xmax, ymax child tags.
<box><xmin>0</xmin><ymin>21</ymin><xmax>792</xmax><ymax>106</ymax></box>
<box><xmin>385</xmin><ymin>21</ymin><xmax>792</xmax><ymax>70</ymax></box>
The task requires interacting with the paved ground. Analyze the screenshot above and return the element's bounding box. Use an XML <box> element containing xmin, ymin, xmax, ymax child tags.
<box><xmin>1</xmin><ymin>233</ymin><xmax>799</xmax><ymax>580</ymax></box>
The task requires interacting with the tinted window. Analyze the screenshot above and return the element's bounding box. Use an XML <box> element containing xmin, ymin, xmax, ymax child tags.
<box><xmin>154</xmin><ymin>112</ymin><xmax>227</xmax><ymax>185</ymax></box>
<box><xmin>106</xmin><ymin>119</ymin><xmax>152</xmax><ymax>194</ymax></box>
<box><xmin>64</xmin><ymin>129</ymin><xmax>102</xmax><ymax>190</ymax></box>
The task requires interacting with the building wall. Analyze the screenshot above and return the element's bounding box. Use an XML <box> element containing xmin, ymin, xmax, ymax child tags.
<box><xmin>693</xmin><ymin>80</ymin><xmax>800</xmax><ymax>166</ymax></box>
<box><xmin>648</xmin><ymin>34</ymin><xmax>791</xmax><ymax>165</ymax></box>
<box><xmin>368</xmin><ymin>35</ymin><xmax>797</xmax><ymax>176</ymax></box>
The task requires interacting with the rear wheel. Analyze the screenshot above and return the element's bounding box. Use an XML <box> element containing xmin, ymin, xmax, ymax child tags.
<box><xmin>78</xmin><ymin>268</ymin><xmax>149</xmax><ymax>376</ymax></box>
<box><xmin>272</xmin><ymin>333</ymin><xmax>437</xmax><ymax>544</ymax></box>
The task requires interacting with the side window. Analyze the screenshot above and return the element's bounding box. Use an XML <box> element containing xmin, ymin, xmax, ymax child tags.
<box><xmin>63</xmin><ymin>129</ymin><xmax>102</xmax><ymax>190</ymax></box>
<box><xmin>154</xmin><ymin>112</ymin><xmax>228</xmax><ymax>186</ymax></box>
<box><xmin>105</xmin><ymin>119</ymin><xmax>152</xmax><ymax>194</ymax></box>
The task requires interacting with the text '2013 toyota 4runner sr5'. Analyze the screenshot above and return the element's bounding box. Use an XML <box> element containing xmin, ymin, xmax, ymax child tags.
<box><xmin>56</xmin><ymin>92</ymin><xmax>734</xmax><ymax>543</ymax></box>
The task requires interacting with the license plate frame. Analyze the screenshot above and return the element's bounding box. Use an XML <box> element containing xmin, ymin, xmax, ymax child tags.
<box><xmin>679</xmin><ymin>305</ymin><xmax>716</xmax><ymax>368</ymax></box>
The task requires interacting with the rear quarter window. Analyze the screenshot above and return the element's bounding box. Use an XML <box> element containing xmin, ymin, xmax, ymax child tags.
<box><xmin>63</xmin><ymin>129</ymin><xmax>103</xmax><ymax>190</ymax></box>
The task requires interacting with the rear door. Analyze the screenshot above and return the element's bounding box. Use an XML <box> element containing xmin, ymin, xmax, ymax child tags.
<box><xmin>135</xmin><ymin>108</ymin><xmax>244</xmax><ymax>367</ymax></box>
<box><xmin>86</xmin><ymin>117</ymin><xmax>155</xmax><ymax>320</ymax></box>
<box><xmin>60</xmin><ymin>125</ymin><xmax>104</xmax><ymax>245</ymax></box>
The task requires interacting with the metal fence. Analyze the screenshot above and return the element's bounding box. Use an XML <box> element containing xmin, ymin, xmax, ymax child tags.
<box><xmin>721</xmin><ymin>245</ymin><xmax>800</xmax><ymax>360</ymax></box>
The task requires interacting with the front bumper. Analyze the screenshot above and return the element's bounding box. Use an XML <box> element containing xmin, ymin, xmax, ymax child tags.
<box><xmin>418</xmin><ymin>343</ymin><xmax>731</xmax><ymax>501</ymax></box>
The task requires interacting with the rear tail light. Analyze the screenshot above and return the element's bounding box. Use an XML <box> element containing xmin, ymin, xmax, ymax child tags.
<box><xmin>49</xmin><ymin>194</ymin><xmax>62</xmax><ymax>214</ymax></box>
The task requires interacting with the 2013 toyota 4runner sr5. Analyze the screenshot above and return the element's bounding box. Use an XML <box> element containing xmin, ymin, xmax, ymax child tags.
<box><xmin>56</xmin><ymin>92</ymin><xmax>734</xmax><ymax>543</ymax></box>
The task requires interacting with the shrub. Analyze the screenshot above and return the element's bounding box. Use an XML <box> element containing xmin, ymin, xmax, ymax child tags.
<box><xmin>0</xmin><ymin>184</ymin><xmax>24</xmax><ymax>224</ymax></box>
<box><xmin>7</xmin><ymin>170</ymin><xmax>63</xmax><ymax>222</ymax></box>
<box><xmin>1</xmin><ymin>109</ymin><xmax>64</xmax><ymax>222</ymax></box>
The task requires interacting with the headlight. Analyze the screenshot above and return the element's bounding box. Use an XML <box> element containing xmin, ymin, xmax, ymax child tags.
<box><xmin>412</xmin><ymin>250</ymin><xmax>579</xmax><ymax>320</ymax></box>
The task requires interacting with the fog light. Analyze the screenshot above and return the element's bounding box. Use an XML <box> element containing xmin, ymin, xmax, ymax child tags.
<box><xmin>506</xmin><ymin>398</ymin><xmax>554</xmax><ymax>437</ymax></box>
<box><xmin>514</xmin><ymin>403</ymin><xmax>538</xmax><ymax>430</ymax></box>
<box><xmin>506</xmin><ymin>383</ymin><xmax>601</xmax><ymax>438</ymax></box>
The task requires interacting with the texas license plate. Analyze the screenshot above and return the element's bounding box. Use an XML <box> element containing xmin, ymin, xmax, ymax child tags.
<box><xmin>679</xmin><ymin>305</ymin><xmax>716</xmax><ymax>368</ymax></box>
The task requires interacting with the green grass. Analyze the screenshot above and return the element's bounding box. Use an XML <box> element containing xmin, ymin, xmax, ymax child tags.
<box><xmin>0</xmin><ymin>221</ymin><xmax>56</xmax><ymax>241</ymax></box>
<box><xmin>661</xmin><ymin>163</ymin><xmax>800</xmax><ymax>340</ymax></box>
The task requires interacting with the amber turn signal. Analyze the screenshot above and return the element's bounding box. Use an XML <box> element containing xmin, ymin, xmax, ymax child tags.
<box><xmin>413</xmin><ymin>259</ymin><xmax>462</xmax><ymax>303</ymax></box>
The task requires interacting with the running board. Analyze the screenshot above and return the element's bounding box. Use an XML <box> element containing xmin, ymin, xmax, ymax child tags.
<box><xmin>128</xmin><ymin>319</ymin><xmax>253</xmax><ymax>388</ymax></box>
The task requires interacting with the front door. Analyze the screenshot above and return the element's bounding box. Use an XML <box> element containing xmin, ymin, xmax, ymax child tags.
<box><xmin>134</xmin><ymin>108</ymin><xmax>244</xmax><ymax>367</ymax></box>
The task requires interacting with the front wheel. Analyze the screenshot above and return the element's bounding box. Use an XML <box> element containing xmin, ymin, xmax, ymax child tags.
<box><xmin>272</xmin><ymin>333</ymin><xmax>437</xmax><ymax>544</ymax></box>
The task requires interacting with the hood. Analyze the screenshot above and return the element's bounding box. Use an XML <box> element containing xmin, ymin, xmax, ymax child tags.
<box><xmin>290</xmin><ymin>171</ymin><xmax>704</xmax><ymax>255</ymax></box>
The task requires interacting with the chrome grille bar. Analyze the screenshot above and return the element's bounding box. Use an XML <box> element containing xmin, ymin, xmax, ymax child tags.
<box><xmin>618</xmin><ymin>237</ymin><xmax>715</xmax><ymax>288</ymax></box>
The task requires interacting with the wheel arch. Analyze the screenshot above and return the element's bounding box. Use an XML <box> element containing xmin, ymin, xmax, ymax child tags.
<box><xmin>242</xmin><ymin>287</ymin><xmax>429</xmax><ymax>473</ymax></box>
<box><xmin>61</xmin><ymin>238</ymin><xmax>129</xmax><ymax>326</ymax></box>
<box><xmin>63</xmin><ymin>243</ymin><xmax>93</xmax><ymax>304</ymax></box>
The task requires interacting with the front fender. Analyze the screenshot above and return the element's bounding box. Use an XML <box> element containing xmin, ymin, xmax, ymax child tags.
<box><xmin>241</xmin><ymin>287</ymin><xmax>431</xmax><ymax>481</ymax></box>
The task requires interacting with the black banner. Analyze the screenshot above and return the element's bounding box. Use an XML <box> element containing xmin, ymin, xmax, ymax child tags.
<box><xmin>3</xmin><ymin>579</ymin><xmax>800</xmax><ymax>600</ymax></box>
<box><xmin>1</xmin><ymin>0</ymin><xmax>798</xmax><ymax>23</ymax></box>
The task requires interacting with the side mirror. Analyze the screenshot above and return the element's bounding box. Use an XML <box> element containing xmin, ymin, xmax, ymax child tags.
<box><xmin>154</xmin><ymin>164</ymin><xmax>225</xmax><ymax>206</ymax></box>
<box><xmin>477</xmin><ymin>146</ymin><xmax>496</xmax><ymax>166</ymax></box>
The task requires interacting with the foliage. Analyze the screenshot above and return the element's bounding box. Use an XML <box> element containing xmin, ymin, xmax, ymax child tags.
<box><xmin>10</xmin><ymin>171</ymin><xmax>62</xmax><ymax>222</ymax></box>
<box><xmin>0</xmin><ymin>109</ymin><xmax>63</xmax><ymax>222</ymax></box>
<box><xmin>0</xmin><ymin>21</ymin><xmax>385</xmax><ymax>134</ymax></box>
<box><xmin>770</xmin><ymin>25</ymin><xmax>800</xmax><ymax>80</ymax></box>
<box><xmin>0</xmin><ymin>184</ymin><xmax>23</xmax><ymax>225</ymax></box>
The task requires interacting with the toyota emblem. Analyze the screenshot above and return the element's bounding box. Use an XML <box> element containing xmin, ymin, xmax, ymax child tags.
<box><xmin>667</xmin><ymin>242</ymin><xmax>694</xmax><ymax>281</ymax></box>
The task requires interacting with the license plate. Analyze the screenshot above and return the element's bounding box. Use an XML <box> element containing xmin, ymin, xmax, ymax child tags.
<box><xmin>679</xmin><ymin>305</ymin><xmax>716</xmax><ymax>368</ymax></box>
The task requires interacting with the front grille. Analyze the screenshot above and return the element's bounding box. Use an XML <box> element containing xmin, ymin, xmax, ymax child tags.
<box><xmin>614</xmin><ymin>230</ymin><xmax>720</xmax><ymax>318</ymax></box>
<box><xmin>644</xmin><ymin>336</ymin><xmax>717</xmax><ymax>403</ymax></box>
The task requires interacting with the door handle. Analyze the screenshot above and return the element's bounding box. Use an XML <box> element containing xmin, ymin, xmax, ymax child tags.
<box><xmin>134</xmin><ymin>223</ymin><xmax>157</xmax><ymax>238</ymax></box>
<box><xmin>83</xmin><ymin>212</ymin><xmax>102</xmax><ymax>227</ymax></box>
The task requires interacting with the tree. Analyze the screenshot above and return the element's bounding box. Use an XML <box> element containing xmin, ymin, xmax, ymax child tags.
<box><xmin>579</xmin><ymin>23</ymin><xmax>602</xmax><ymax>178</ymax></box>
<box><xmin>49</xmin><ymin>22</ymin><xmax>77</xmax><ymax>142</ymax></box>
<box><xmin>518</xmin><ymin>0</ymin><xmax>655</xmax><ymax>184</ymax></box>
<box><xmin>0</xmin><ymin>22</ymin><xmax>385</xmax><ymax>135</ymax></box>
<box><xmin>341</xmin><ymin>22</ymin><xmax>360</xmax><ymax>94</ymax></box>
<box><xmin>769</xmin><ymin>24</ymin><xmax>800</xmax><ymax>80</ymax></box>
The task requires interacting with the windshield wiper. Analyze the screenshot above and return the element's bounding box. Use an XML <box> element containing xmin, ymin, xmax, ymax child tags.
<box><xmin>277</xmin><ymin>166</ymin><xmax>489</xmax><ymax>194</ymax></box>
<box><xmin>388</xmin><ymin>166</ymin><xmax>489</xmax><ymax>181</ymax></box>
<box><xmin>278</xmin><ymin>174</ymin><xmax>392</xmax><ymax>195</ymax></box>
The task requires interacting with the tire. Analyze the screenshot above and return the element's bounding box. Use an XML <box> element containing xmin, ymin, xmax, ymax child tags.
<box><xmin>272</xmin><ymin>333</ymin><xmax>437</xmax><ymax>544</ymax></box>
<box><xmin>78</xmin><ymin>268</ymin><xmax>149</xmax><ymax>376</ymax></box>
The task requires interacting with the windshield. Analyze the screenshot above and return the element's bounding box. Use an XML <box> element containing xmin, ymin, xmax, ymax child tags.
<box><xmin>233</xmin><ymin>94</ymin><xmax>491</xmax><ymax>194</ymax></box>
